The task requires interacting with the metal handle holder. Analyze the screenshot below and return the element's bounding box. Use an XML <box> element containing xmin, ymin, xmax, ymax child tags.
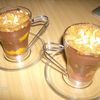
<box><xmin>26</xmin><ymin>15</ymin><xmax>49</xmax><ymax>51</ymax></box>
<box><xmin>42</xmin><ymin>42</ymin><xmax>67</xmax><ymax>75</ymax></box>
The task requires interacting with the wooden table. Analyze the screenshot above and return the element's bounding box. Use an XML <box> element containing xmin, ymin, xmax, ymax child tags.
<box><xmin>0</xmin><ymin>0</ymin><xmax>100</xmax><ymax>100</ymax></box>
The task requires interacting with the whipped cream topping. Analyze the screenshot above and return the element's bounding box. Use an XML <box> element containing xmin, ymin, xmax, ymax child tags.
<box><xmin>0</xmin><ymin>9</ymin><xmax>30</xmax><ymax>32</ymax></box>
<box><xmin>64</xmin><ymin>24</ymin><xmax>100</xmax><ymax>55</ymax></box>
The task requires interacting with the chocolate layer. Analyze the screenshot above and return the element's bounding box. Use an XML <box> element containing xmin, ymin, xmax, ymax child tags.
<box><xmin>64</xmin><ymin>44</ymin><xmax>100</xmax><ymax>82</ymax></box>
<box><xmin>0</xmin><ymin>22</ymin><xmax>30</xmax><ymax>56</ymax></box>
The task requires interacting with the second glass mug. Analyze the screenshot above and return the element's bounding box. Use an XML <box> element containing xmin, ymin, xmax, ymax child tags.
<box><xmin>43</xmin><ymin>23</ymin><xmax>100</xmax><ymax>89</ymax></box>
<box><xmin>0</xmin><ymin>6</ymin><xmax>48</xmax><ymax>62</ymax></box>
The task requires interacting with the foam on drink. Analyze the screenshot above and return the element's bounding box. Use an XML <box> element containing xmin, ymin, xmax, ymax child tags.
<box><xmin>0</xmin><ymin>9</ymin><xmax>30</xmax><ymax>32</ymax></box>
<box><xmin>64</xmin><ymin>24</ymin><xmax>100</xmax><ymax>55</ymax></box>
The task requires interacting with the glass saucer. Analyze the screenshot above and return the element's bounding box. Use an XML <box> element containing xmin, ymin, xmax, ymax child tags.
<box><xmin>44</xmin><ymin>52</ymin><xmax>100</xmax><ymax>100</ymax></box>
<box><xmin>0</xmin><ymin>33</ymin><xmax>44</xmax><ymax>71</ymax></box>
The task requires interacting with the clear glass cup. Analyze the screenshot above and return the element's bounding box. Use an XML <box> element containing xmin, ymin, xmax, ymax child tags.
<box><xmin>63</xmin><ymin>23</ymin><xmax>100</xmax><ymax>88</ymax></box>
<box><xmin>0</xmin><ymin>6</ymin><xmax>48</xmax><ymax>62</ymax></box>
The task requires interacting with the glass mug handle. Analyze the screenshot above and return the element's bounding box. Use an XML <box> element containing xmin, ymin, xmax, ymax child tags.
<box><xmin>26</xmin><ymin>15</ymin><xmax>49</xmax><ymax>51</ymax></box>
<box><xmin>43</xmin><ymin>42</ymin><xmax>67</xmax><ymax>75</ymax></box>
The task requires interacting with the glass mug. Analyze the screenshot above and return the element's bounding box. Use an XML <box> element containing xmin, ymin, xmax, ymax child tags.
<box><xmin>43</xmin><ymin>23</ymin><xmax>100</xmax><ymax>88</ymax></box>
<box><xmin>0</xmin><ymin>6</ymin><xmax>48</xmax><ymax>62</ymax></box>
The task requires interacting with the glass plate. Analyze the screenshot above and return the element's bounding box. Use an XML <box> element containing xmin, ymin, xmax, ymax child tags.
<box><xmin>44</xmin><ymin>52</ymin><xmax>100</xmax><ymax>100</ymax></box>
<box><xmin>0</xmin><ymin>33</ymin><xmax>44</xmax><ymax>71</ymax></box>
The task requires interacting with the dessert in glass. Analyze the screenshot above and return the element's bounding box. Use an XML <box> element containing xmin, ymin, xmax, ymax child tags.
<box><xmin>0</xmin><ymin>7</ymin><xmax>30</xmax><ymax>61</ymax></box>
<box><xmin>64</xmin><ymin>23</ymin><xmax>100</xmax><ymax>88</ymax></box>
<box><xmin>0</xmin><ymin>6</ymin><xmax>48</xmax><ymax>62</ymax></box>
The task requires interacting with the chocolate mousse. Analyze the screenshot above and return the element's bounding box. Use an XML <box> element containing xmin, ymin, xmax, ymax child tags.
<box><xmin>0</xmin><ymin>8</ymin><xmax>31</xmax><ymax>59</ymax></box>
<box><xmin>64</xmin><ymin>23</ymin><xmax>100</xmax><ymax>82</ymax></box>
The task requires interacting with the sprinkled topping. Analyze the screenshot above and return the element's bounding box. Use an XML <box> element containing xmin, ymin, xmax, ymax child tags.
<box><xmin>0</xmin><ymin>9</ymin><xmax>30</xmax><ymax>32</ymax></box>
<box><xmin>64</xmin><ymin>24</ymin><xmax>100</xmax><ymax>55</ymax></box>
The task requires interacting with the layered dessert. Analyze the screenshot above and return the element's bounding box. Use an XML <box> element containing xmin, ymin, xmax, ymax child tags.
<box><xmin>64</xmin><ymin>23</ymin><xmax>100</xmax><ymax>83</ymax></box>
<box><xmin>0</xmin><ymin>7</ymin><xmax>30</xmax><ymax>60</ymax></box>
